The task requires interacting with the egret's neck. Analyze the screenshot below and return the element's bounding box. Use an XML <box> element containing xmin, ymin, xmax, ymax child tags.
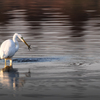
<box><xmin>13</xmin><ymin>34</ymin><xmax>19</xmax><ymax>52</ymax></box>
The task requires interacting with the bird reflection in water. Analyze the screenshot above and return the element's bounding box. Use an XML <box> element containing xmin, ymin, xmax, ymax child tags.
<box><xmin>0</xmin><ymin>68</ymin><xmax>31</xmax><ymax>90</ymax></box>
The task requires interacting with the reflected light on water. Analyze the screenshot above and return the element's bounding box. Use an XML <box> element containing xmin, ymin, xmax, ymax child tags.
<box><xmin>0</xmin><ymin>71</ymin><xmax>19</xmax><ymax>90</ymax></box>
<box><xmin>0</xmin><ymin>0</ymin><xmax>100</xmax><ymax>100</ymax></box>
<box><xmin>0</xmin><ymin>69</ymin><xmax>30</xmax><ymax>90</ymax></box>
<box><xmin>0</xmin><ymin>0</ymin><xmax>100</xmax><ymax>57</ymax></box>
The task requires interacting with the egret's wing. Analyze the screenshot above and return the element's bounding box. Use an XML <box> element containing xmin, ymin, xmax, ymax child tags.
<box><xmin>0</xmin><ymin>39</ymin><xmax>16</xmax><ymax>59</ymax></box>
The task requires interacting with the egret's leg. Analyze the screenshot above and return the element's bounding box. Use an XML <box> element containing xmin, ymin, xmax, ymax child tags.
<box><xmin>10</xmin><ymin>59</ymin><xmax>12</xmax><ymax>67</ymax></box>
<box><xmin>4</xmin><ymin>59</ymin><xmax>7</xmax><ymax>67</ymax></box>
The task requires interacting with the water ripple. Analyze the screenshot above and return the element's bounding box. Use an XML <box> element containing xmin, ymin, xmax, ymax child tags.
<box><xmin>12</xmin><ymin>57</ymin><xmax>61</xmax><ymax>63</ymax></box>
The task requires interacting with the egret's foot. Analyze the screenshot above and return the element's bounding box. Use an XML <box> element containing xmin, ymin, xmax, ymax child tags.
<box><xmin>1</xmin><ymin>66</ymin><xmax>17</xmax><ymax>72</ymax></box>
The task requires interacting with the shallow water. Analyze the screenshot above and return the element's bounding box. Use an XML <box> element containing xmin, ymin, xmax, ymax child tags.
<box><xmin>0</xmin><ymin>0</ymin><xmax>100</xmax><ymax>100</ymax></box>
<box><xmin>0</xmin><ymin>56</ymin><xmax>100</xmax><ymax>100</ymax></box>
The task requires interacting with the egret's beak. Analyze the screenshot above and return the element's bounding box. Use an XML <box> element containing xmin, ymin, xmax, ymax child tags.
<box><xmin>21</xmin><ymin>37</ymin><xmax>31</xmax><ymax>50</ymax></box>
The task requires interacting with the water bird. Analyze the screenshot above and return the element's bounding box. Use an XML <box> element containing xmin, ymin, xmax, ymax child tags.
<box><xmin>0</xmin><ymin>33</ymin><xmax>31</xmax><ymax>69</ymax></box>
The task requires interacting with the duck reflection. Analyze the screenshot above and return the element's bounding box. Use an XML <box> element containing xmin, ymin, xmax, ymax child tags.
<box><xmin>0</xmin><ymin>68</ymin><xmax>31</xmax><ymax>90</ymax></box>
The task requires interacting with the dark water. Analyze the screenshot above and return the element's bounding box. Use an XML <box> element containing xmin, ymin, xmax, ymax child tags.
<box><xmin>0</xmin><ymin>0</ymin><xmax>100</xmax><ymax>100</ymax></box>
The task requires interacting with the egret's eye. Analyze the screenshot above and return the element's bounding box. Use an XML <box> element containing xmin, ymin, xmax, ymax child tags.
<box><xmin>21</xmin><ymin>37</ymin><xmax>23</xmax><ymax>39</ymax></box>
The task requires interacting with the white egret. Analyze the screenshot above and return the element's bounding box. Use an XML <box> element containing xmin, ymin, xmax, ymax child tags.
<box><xmin>0</xmin><ymin>33</ymin><xmax>31</xmax><ymax>69</ymax></box>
